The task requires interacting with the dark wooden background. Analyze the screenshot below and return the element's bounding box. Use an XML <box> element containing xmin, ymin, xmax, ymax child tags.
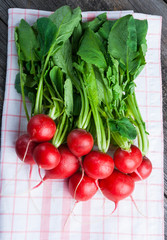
<box><xmin>0</xmin><ymin>0</ymin><xmax>167</xmax><ymax>238</ymax></box>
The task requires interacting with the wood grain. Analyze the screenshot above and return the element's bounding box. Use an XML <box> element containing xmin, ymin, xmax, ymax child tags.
<box><xmin>0</xmin><ymin>0</ymin><xmax>167</xmax><ymax>237</ymax></box>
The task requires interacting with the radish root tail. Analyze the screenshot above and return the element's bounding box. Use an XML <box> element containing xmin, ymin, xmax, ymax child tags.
<box><xmin>32</xmin><ymin>180</ymin><xmax>43</xmax><ymax>190</ymax></box>
<box><xmin>38</xmin><ymin>167</ymin><xmax>44</xmax><ymax>182</ymax></box>
<box><xmin>63</xmin><ymin>200</ymin><xmax>78</xmax><ymax>231</ymax></box>
<box><xmin>29</xmin><ymin>165</ymin><xmax>33</xmax><ymax>180</ymax></box>
<box><xmin>134</xmin><ymin>169</ymin><xmax>143</xmax><ymax>181</ymax></box>
<box><xmin>111</xmin><ymin>201</ymin><xmax>118</xmax><ymax>215</ymax></box>
<box><xmin>74</xmin><ymin>158</ymin><xmax>84</xmax><ymax>199</ymax></box>
<box><xmin>95</xmin><ymin>179</ymin><xmax>105</xmax><ymax>198</ymax></box>
<box><xmin>22</xmin><ymin>139</ymin><xmax>32</xmax><ymax>163</ymax></box>
<box><xmin>130</xmin><ymin>195</ymin><xmax>146</xmax><ymax>217</ymax></box>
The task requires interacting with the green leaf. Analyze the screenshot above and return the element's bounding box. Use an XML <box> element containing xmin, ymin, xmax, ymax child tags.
<box><xmin>53</xmin><ymin>39</ymin><xmax>73</xmax><ymax>74</ymax></box>
<box><xmin>135</xmin><ymin>19</ymin><xmax>148</xmax><ymax>47</ymax></box>
<box><xmin>37</xmin><ymin>17</ymin><xmax>57</xmax><ymax>57</ymax></box>
<box><xmin>71</xmin><ymin>22</ymin><xmax>82</xmax><ymax>53</ymax></box>
<box><xmin>50</xmin><ymin>66</ymin><xmax>64</xmax><ymax>98</ymax></box>
<box><xmin>14</xmin><ymin>28</ymin><xmax>21</xmax><ymax>58</ymax></box>
<box><xmin>84</xmin><ymin>63</ymin><xmax>99</xmax><ymax>107</ymax></box>
<box><xmin>108</xmin><ymin>15</ymin><xmax>138</xmax><ymax>71</ymax></box>
<box><xmin>93</xmin><ymin>68</ymin><xmax>106</xmax><ymax>104</ymax></box>
<box><xmin>77</xmin><ymin>29</ymin><xmax>107</xmax><ymax>69</ymax></box>
<box><xmin>15</xmin><ymin>73</ymin><xmax>22</xmax><ymax>94</ymax></box>
<box><xmin>49</xmin><ymin>6</ymin><xmax>72</xmax><ymax>27</ymax></box>
<box><xmin>113</xmin><ymin>83</ymin><xmax>122</xmax><ymax>100</ymax></box>
<box><xmin>64</xmin><ymin>78</ymin><xmax>73</xmax><ymax>118</ymax></box>
<box><xmin>98</xmin><ymin>20</ymin><xmax>116</xmax><ymax>40</ymax></box>
<box><xmin>82</xmin><ymin>13</ymin><xmax>107</xmax><ymax>32</ymax></box>
<box><xmin>109</xmin><ymin>117</ymin><xmax>137</xmax><ymax>140</ymax></box>
<box><xmin>93</xmin><ymin>66</ymin><xmax>113</xmax><ymax>105</ymax></box>
<box><xmin>50</xmin><ymin>6</ymin><xmax>82</xmax><ymax>45</ymax></box>
<box><xmin>15</xmin><ymin>72</ymin><xmax>36</xmax><ymax>97</ymax></box>
<box><xmin>16</xmin><ymin>19</ymin><xmax>39</xmax><ymax>61</ymax></box>
<box><xmin>28</xmin><ymin>92</ymin><xmax>36</xmax><ymax>115</ymax></box>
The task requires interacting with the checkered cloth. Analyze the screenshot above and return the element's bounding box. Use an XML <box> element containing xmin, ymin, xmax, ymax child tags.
<box><xmin>0</xmin><ymin>8</ymin><xmax>164</xmax><ymax>240</ymax></box>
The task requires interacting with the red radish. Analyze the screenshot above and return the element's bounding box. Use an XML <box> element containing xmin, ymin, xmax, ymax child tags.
<box><xmin>45</xmin><ymin>145</ymin><xmax>80</xmax><ymax>179</ymax></box>
<box><xmin>129</xmin><ymin>156</ymin><xmax>152</xmax><ymax>181</ymax></box>
<box><xmin>27</xmin><ymin>114</ymin><xmax>56</xmax><ymax>142</ymax></box>
<box><xmin>33</xmin><ymin>142</ymin><xmax>60</xmax><ymax>170</ymax></box>
<box><xmin>83</xmin><ymin>151</ymin><xmax>114</xmax><ymax>179</ymax></box>
<box><xmin>32</xmin><ymin>145</ymin><xmax>80</xmax><ymax>189</ymax></box>
<box><xmin>67</xmin><ymin>129</ymin><xmax>94</xmax><ymax>157</ymax></box>
<box><xmin>99</xmin><ymin>169</ymin><xmax>135</xmax><ymax>212</ymax></box>
<box><xmin>113</xmin><ymin>145</ymin><xmax>142</xmax><ymax>174</ymax></box>
<box><xmin>69</xmin><ymin>172</ymin><xmax>98</xmax><ymax>201</ymax></box>
<box><xmin>20</xmin><ymin>114</ymin><xmax>56</xmax><ymax>164</ymax></box>
<box><xmin>15</xmin><ymin>134</ymin><xmax>37</xmax><ymax>165</ymax></box>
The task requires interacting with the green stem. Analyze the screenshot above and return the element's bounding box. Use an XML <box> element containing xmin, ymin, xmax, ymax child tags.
<box><xmin>111</xmin><ymin>132</ymin><xmax>131</xmax><ymax>150</ymax></box>
<box><xmin>82</xmin><ymin>110</ymin><xmax>91</xmax><ymax>129</ymax></box>
<box><xmin>58</xmin><ymin>118</ymin><xmax>69</xmax><ymax>146</ymax></box>
<box><xmin>20</xmin><ymin>62</ymin><xmax>29</xmax><ymax>121</ymax></box>
<box><xmin>34</xmin><ymin>57</ymin><xmax>48</xmax><ymax>115</ymax></box>
<box><xmin>128</xmin><ymin>114</ymin><xmax>142</xmax><ymax>150</ymax></box>
<box><xmin>34</xmin><ymin>43</ymin><xmax>59</xmax><ymax>115</ymax></box>
<box><xmin>52</xmin><ymin>112</ymin><xmax>68</xmax><ymax>148</ymax></box>
<box><xmin>126</xmin><ymin>93</ymin><xmax>149</xmax><ymax>155</ymax></box>
<box><xmin>76</xmin><ymin>72</ymin><xmax>90</xmax><ymax>129</ymax></box>
<box><xmin>99</xmin><ymin>116</ymin><xmax>108</xmax><ymax>152</ymax></box>
<box><xmin>77</xmin><ymin>89</ymin><xmax>85</xmax><ymax>128</ymax></box>
<box><xmin>105</xmin><ymin>120</ymin><xmax>111</xmax><ymax>152</ymax></box>
<box><xmin>91</xmin><ymin>103</ymin><xmax>109</xmax><ymax>153</ymax></box>
<box><xmin>48</xmin><ymin>105</ymin><xmax>62</xmax><ymax>120</ymax></box>
<box><xmin>90</xmin><ymin>103</ymin><xmax>102</xmax><ymax>151</ymax></box>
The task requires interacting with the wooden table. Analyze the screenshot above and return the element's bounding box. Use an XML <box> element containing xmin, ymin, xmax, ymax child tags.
<box><xmin>0</xmin><ymin>0</ymin><xmax>167</xmax><ymax>237</ymax></box>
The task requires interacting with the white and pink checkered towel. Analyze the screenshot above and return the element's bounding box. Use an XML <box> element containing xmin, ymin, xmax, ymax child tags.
<box><xmin>0</xmin><ymin>8</ymin><xmax>164</xmax><ymax>240</ymax></box>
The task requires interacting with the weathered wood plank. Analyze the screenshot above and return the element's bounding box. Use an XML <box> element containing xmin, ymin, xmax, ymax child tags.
<box><xmin>0</xmin><ymin>19</ymin><xmax>8</xmax><ymax>130</ymax></box>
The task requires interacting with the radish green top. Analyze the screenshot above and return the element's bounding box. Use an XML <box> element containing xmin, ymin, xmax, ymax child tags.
<box><xmin>14</xmin><ymin>5</ymin><xmax>149</xmax><ymax>155</ymax></box>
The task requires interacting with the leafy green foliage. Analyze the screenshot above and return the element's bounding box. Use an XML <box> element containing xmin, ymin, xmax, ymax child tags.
<box><xmin>78</xmin><ymin>29</ymin><xmax>107</xmax><ymax>69</ymax></box>
<box><xmin>109</xmin><ymin>117</ymin><xmax>137</xmax><ymax>140</ymax></box>
<box><xmin>15</xmin><ymin>19</ymin><xmax>39</xmax><ymax>61</ymax></box>
<box><xmin>82</xmin><ymin>12</ymin><xmax>107</xmax><ymax>32</ymax></box>
<box><xmin>14</xmin><ymin>6</ymin><xmax>149</xmax><ymax>153</ymax></box>
<box><xmin>37</xmin><ymin>17</ymin><xmax>57</xmax><ymax>57</ymax></box>
<box><xmin>15</xmin><ymin>73</ymin><xmax>36</xmax><ymax>97</ymax></box>
<box><xmin>108</xmin><ymin>15</ymin><xmax>138</xmax><ymax>72</ymax></box>
<box><xmin>98</xmin><ymin>20</ymin><xmax>116</xmax><ymax>40</ymax></box>
<box><xmin>50</xmin><ymin>66</ymin><xmax>64</xmax><ymax>98</ymax></box>
<box><xmin>53</xmin><ymin>39</ymin><xmax>73</xmax><ymax>74</ymax></box>
<box><xmin>50</xmin><ymin>6</ymin><xmax>82</xmax><ymax>45</ymax></box>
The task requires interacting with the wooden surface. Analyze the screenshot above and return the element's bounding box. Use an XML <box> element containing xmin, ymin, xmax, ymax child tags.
<box><xmin>0</xmin><ymin>0</ymin><xmax>167</xmax><ymax>238</ymax></box>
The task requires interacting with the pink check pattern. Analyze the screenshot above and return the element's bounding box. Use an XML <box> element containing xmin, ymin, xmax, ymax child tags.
<box><xmin>0</xmin><ymin>9</ymin><xmax>164</xmax><ymax>240</ymax></box>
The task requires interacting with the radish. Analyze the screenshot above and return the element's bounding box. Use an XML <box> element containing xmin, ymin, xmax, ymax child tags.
<box><xmin>27</xmin><ymin>114</ymin><xmax>56</xmax><ymax>142</ymax></box>
<box><xmin>113</xmin><ymin>145</ymin><xmax>142</xmax><ymax>174</ymax></box>
<box><xmin>67</xmin><ymin>129</ymin><xmax>94</xmax><ymax>157</ymax></box>
<box><xmin>45</xmin><ymin>145</ymin><xmax>80</xmax><ymax>179</ymax></box>
<box><xmin>129</xmin><ymin>156</ymin><xmax>152</xmax><ymax>181</ymax></box>
<box><xmin>99</xmin><ymin>169</ymin><xmax>135</xmax><ymax>212</ymax></box>
<box><xmin>32</xmin><ymin>145</ymin><xmax>80</xmax><ymax>189</ymax></box>
<box><xmin>83</xmin><ymin>151</ymin><xmax>114</xmax><ymax>179</ymax></box>
<box><xmin>15</xmin><ymin>134</ymin><xmax>37</xmax><ymax>165</ymax></box>
<box><xmin>69</xmin><ymin>172</ymin><xmax>98</xmax><ymax>201</ymax></box>
<box><xmin>33</xmin><ymin>142</ymin><xmax>60</xmax><ymax>170</ymax></box>
<box><xmin>20</xmin><ymin>114</ymin><xmax>56</xmax><ymax>164</ymax></box>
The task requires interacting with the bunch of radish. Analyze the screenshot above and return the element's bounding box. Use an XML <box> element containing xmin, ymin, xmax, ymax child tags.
<box><xmin>15</xmin><ymin>114</ymin><xmax>152</xmax><ymax>214</ymax></box>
